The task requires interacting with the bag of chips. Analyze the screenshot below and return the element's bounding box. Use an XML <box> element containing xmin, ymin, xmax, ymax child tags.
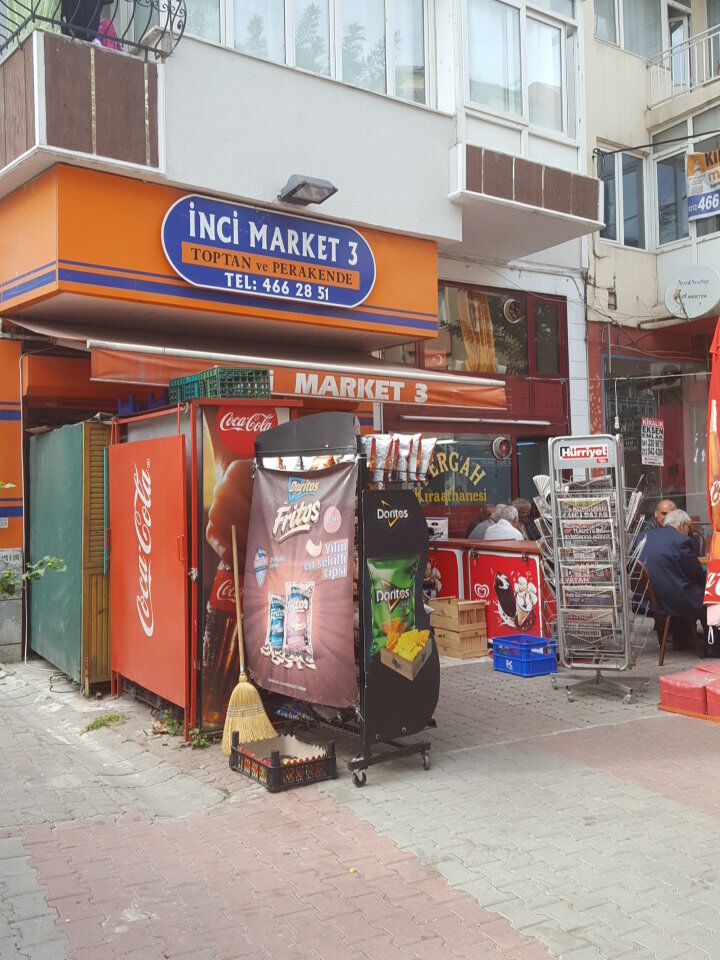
<box><xmin>284</xmin><ymin>582</ymin><xmax>315</xmax><ymax>668</ymax></box>
<box><xmin>263</xmin><ymin>593</ymin><xmax>287</xmax><ymax>661</ymax></box>
<box><xmin>366</xmin><ymin>556</ymin><xmax>419</xmax><ymax>656</ymax></box>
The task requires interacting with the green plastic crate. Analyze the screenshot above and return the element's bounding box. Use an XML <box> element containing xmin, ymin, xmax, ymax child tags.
<box><xmin>168</xmin><ymin>374</ymin><xmax>205</xmax><ymax>404</ymax></box>
<box><xmin>200</xmin><ymin>366</ymin><xmax>271</xmax><ymax>399</ymax></box>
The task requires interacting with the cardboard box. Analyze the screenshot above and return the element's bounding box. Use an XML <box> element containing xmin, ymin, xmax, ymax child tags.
<box><xmin>380</xmin><ymin>634</ymin><xmax>432</xmax><ymax>681</ymax></box>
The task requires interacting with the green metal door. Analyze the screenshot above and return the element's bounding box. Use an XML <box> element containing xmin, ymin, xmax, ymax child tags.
<box><xmin>29</xmin><ymin>423</ymin><xmax>83</xmax><ymax>681</ymax></box>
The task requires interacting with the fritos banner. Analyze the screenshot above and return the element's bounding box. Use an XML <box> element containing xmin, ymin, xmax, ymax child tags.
<box><xmin>242</xmin><ymin>462</ymin><xmax>358</xmax><ymax>707</ymax></box>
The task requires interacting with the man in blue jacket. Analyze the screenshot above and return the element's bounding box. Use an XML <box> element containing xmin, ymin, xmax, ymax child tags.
<box><xmin>640</xmin><ymin>508</ymin><xmax>706</xmax><ymax>652</ymax></box>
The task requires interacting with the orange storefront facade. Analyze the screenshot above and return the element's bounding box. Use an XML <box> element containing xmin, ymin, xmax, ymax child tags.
<box><xmin>0</xmin><ymin>163</ymin><xmax>507</xmax><ymax>658</ymax></box>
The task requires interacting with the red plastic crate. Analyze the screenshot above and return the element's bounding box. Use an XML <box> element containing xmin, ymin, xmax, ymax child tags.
<box><xmin>698</xmin><ymin>661</ymin><xmax>720</xmax><ymax>677</ymax></box>
<box><xmin>707</xmin><ymin>680</ymin><xmax>720</xmax><ymax>719</ymax></box>
<box><xmin>659</xmin><ymin>669</ymin><xmax>714</xmax><ymax>715</ymax></box>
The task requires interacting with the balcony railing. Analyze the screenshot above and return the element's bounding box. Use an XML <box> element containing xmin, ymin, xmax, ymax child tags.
<box><xmin>648</xmin><ymin>24</ymin><xmax>720</xmax><ymax>107</ymax></box>
<box><xmin>0</xmin><ymin>0</ymin><xmax>186</xmax><ymax>60</ymax></box>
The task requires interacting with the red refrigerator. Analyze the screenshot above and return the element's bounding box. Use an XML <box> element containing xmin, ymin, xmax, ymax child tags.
<box><xmin>108</xmin><ymin>399</ymin><xmax>297</xmax><ymax>734</ymax></box>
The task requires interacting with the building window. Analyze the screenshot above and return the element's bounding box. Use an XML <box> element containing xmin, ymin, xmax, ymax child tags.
<box><xmin>597</xmin><ymin>149</ymin><xmax>646</xmax><ymax>248</ymax></box>
<box><xmin>435</xmin><ymin>284</ymin><xmax>564</xmax><ymax>379</ymax></box>
<box><xmin>294</xmin><ymin>0</ymin><xmax>331</xmax><ymax>75</ymax></box>
<box><xmin>594</xmin><ymin>0</ymin><xmax>684</xmax><ymax>60</ymax></box>
<box><xmin>656</xmin><ymin>152</ymin><xmax>688</xmax><ymax>245</ymax></box>
<box><xmin>468</xmin><ymin>0</ymin><xmax>522</xmax><ymax>116</ymax></box>
<box><xmin>527</xmin><ymin>17</ymin><xmax>563</xmax><ymax>131</ymax></box>
<box><xmin>595</xmin><ymin>0</ymin><xmax>617</xmax><ymax>42</ymax></box>
<box><xmin>622</xmin><ymin>0</ymin><xmax>662</xmax><ymax>59</ymax></box>
<box><xmin>230</xmin><ymin>0</ymin><xmax>428</xmax><ymax>105</ymax></box>
<box><xmin>466</xmin><ymin>0</ymin><xmax>575</xmax><ymax>134</ymax></box>
<box><xmin>234</xmin><ymin>0</ymin><xmax>286</xmax><ymax>61</ymax></box>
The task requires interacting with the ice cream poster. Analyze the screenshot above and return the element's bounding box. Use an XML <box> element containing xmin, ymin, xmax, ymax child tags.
<box><xmin>468</xmin><ymin>549</ymin><xmax>543</xmax><ymax>639</ymax></box>
<box><xmin>242</xmin><ymin>461</ymin><xmax>358</xmax><ymax>707</ymax></box>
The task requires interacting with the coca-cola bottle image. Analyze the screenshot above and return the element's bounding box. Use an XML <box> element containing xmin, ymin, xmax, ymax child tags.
<box><xmin>201</xmin><ymin>562</ymin><xmax>239</xmax><ymax>727</ymax></box>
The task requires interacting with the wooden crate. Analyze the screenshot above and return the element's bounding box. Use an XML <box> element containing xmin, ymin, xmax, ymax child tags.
<box><xmin>430</xmin><ymin>598</ymin><xmax>488</xmax><ymax>659</ymax></box>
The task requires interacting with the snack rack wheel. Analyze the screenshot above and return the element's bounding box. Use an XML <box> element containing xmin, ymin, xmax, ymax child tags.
<box><xmin>566</xmin><ymin>689</ymin><xmax>575</xmax><ymax>702</ymax></box>
<box><xmin>352</xmin><ymin>769</ymin><xmax>367</xmax><ymax>788</ymax></box>
<box><xmin>422</xmin><ymin>750</ymin><xmax>430</xmax><ymax>771</ymax></box>
<box><xmin>623</xmin><ymin>693</ymin><xmax>632</xmax><ymax>705</ymax></box>
<box><xmin>551</xmin><ymin>676</ymin><xmax>558</xmax><ymax>690</ymax></box>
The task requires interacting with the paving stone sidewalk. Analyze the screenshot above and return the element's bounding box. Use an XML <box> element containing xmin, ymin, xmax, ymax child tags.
<box><xmin>1</xmin><ymin>648</ymin><xmax>719</xmax><ymax>959</ymax></box>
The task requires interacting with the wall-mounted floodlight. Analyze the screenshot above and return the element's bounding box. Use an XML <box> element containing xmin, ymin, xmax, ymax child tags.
<box><xmin>278</xmin><ymin>175</ymin><xmax>338</xmax><ymax>206</ymax></box>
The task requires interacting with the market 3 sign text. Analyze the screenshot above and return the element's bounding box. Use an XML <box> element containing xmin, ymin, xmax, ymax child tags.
<box><xmin>162</xmin><ymin>195</ymin><xmax>376</xmax><ymax>309</ymax></box>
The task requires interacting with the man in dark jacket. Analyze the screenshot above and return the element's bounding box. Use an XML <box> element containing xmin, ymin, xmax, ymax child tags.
<box><xmin>643</xmin><ymin>498</ymin><xmax>676</xmax><ymax>532</ymax></box>
<box><xmin>640</xmin><ymin>508</ymin><xmax>706</xmax><ymax>651</ymax></box>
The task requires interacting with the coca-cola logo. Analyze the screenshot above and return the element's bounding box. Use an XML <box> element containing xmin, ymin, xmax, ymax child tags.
<box><xmin>134</xmin><ymin>459</ymin><xmax>153</xmax><ymax>637</ymax></box>
<box><xmin>711</xmin><ymin>480</ymin><xmax>720</xmax><ymax>507</ymax></box>
<box><xmin>219</xmin><ymin>411</ymin><xmax>276</xmax><ymax>434</ymax></box>
<box><xmin>215</xmin><ymin>406</ymin><xmax>279</xmax><ymax>457</ymax></box>
<box><xmin>216</xmin><ymin>579</ymin><xmax>236</xmax><ymax>603</ymax></box>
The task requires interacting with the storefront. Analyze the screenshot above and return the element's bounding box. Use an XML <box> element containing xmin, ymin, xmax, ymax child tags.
<box><xmin>587</xmin><ymin>320</ymin><xmax>713</xmax><ymax>527</ymax></box>
<box><xmin>0</xmin><ymin>162</ymin><xmax>516</xmax><ymax>669</ymax></box>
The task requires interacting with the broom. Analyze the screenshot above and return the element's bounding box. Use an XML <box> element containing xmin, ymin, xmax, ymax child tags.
<box><xmin>221</xmin><ymin>524</ymin><xmax>276</xmax><ymax>756</ymax></box>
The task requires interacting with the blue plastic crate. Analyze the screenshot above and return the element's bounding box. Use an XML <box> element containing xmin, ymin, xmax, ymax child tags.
<box><xmin>492</xmin><ymin>634</ymin><xmax>557</xmax><ymax>678</ymax></box>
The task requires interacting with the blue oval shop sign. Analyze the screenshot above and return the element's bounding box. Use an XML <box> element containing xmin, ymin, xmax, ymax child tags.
<box><xmin>162</xmin><ymin>195</ymin><xmax>376</xmax><ymax>309</ymax></box>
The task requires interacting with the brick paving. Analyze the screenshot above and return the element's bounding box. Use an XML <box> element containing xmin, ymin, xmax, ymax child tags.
<box><xmin>0</xmin><ymin>646</ymin><xmax>719</xmax><ymax>959</ymax></box>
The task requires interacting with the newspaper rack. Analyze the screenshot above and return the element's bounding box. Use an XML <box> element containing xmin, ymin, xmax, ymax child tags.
<box><xmin>540</xmin><ymin>434</ymin><xmax>652</xmax><ymax>703</ymax></box>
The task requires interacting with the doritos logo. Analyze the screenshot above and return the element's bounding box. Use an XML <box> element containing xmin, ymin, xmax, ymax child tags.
<box><xmin>288</xmin><ymin>476</ymin><xmax>320</xmax><ymax>502</ymax></box>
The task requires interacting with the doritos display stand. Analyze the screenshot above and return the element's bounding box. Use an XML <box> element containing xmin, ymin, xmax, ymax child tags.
<box><xmin>107</xmin><ymin>398</ymin><xmax>297</xmax><ymax>737</ymax></box>
<box><xmin>249</xmin><ymin>412</ymin><xmax>440</xmax><ymax>786</ymax></box>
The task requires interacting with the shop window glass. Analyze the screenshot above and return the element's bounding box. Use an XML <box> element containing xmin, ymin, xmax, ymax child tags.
<box><xmin>437</xmin><ymin>286</ymin><xmax>530</xmax><ymax>376</ymax></box>
<box><xmin>534</xmin><ymin>303</ymin><xmax>560</xmax><ymax>374</ymax></box>
<box><xmin>394</xmin><ymin>0</ymin><xmax>426</xmax><ymax>104</ymax></box>
<box><xmin>603</xmin><ymin>357</ymin><xmax>707</xmax><ymax>522</ymax></box>
<box><xmin>621</xmin><ymin>0</ymin><xmax>662</xmax><ymax>60</ymax></box>
<box><xmin>421</xmin><ymin>436</ymin><xmax>512</xmax><ymax>538</ymax></box>
<box><xmin>594</xmin><ymin>0</ymin><xmax>617</xmax><ymax>43</ymax></box>
<box><xmin>657</xmin><ymin>152</ymin><xmax>688</xmax><ymax>245</ymax></box>
<box><xmin>341</xmin><ymin>0</ymin><xmax>386</xmax><ymax>94</ymax></box>
<box><xmin>468</xmin><ymin>0</ymin><xmax>522</xmax><ymax>116</ymax></box>
<box><xmin>294</xmin><ymin>0</ymin><xmax>330</xmax><ymax>75</ymax></box>
<box><xmin>527</xmin><ymin>17</ymin><xmax>563</xmax><ymax>132</ymax></box>
<box><xmin>234</xmin><ymin>0</ymin><xmax>286</xmax><ymax>62</ymax></box>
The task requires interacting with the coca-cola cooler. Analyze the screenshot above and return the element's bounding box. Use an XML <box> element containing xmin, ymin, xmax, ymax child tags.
<box><xmin>108</xmin><ymin>399</ymin><xmax>297</xmax><ymax>734</ymax></box>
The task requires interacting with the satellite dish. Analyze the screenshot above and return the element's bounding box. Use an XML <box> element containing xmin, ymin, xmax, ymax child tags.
<box><xmin>664</xmin><ymin>266</ymin><xmax>720</xmax><ymax>319</ymax></box>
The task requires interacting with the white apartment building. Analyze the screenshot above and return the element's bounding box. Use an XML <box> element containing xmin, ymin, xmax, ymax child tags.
<box><xmin>585</xmin><ymin>0</ymin><xmax>720</xmax><ymax>524</ymax></box>
<box><xmin>0</xmin><ymin>0</ymin><xmax>601</xmax><ymax>627</ymax></box>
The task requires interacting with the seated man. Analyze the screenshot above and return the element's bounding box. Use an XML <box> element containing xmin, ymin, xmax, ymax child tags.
<box><xmin>484</xmin><ymin>504</ymin><xmax>525</xmax><ymax>542</ymax></box>
<box><xmin>512</xmin><ymin>497</ymin><xmax>541</xmax><ymax>541</ymax></box>
<box><xmin>466</xmin><ymin>503</ymin><xmax>496</xmax><ymax>540</ymax></box>
<box><xmin>642</xmin><ymin>498</ymin><xmax>676</xmax><ymax>533</ymax></box>
<box><xmin>639</xmin><ymin>508</ymin><xmax>706</xmax><ymax>652</ymax></box>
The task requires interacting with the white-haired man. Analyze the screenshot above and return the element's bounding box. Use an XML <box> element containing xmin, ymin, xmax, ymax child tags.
<box><xmin>640</xmin><ymin>508</ymin><xmax>706</xmax><ymax>652</ymax></box>
<box><xmin>484</xmin><ymin>504</ymin><xmax>525</xmax><ymax>542</ymax></box>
